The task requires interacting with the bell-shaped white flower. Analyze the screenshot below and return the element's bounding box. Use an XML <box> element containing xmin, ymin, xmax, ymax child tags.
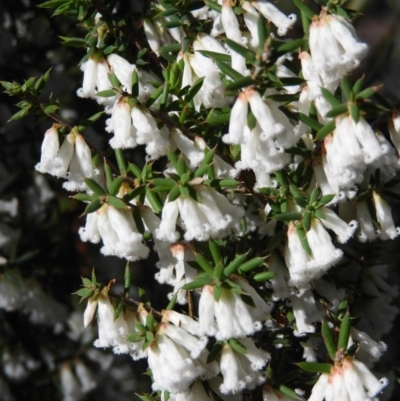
<box><xmin>356</xmin><ymin>200</ymin><xmax>378</xmax><ymax>242</ymax></box>
<box><xmin>147</xmin><ymin>326</ymin><xmax>206</xmax><ymax>393</ymax></box>
<box><xmin>170</xmin><ymin>129</ymin><xmax>204</xmax><ymax>169</ymax></box>
<box><xmin>107</xmin><ymin>96</ymin><xmax>137</xmax><ymax>149</ymax></box>
<box><xmin>309</xmin><ymin>14</ymin><xmax>368</xmax><ymax>87</ymax></box>
<box><xmin>198</xmin><ymin>281</ymin><xmax>272</xmax><ymax>340</ymax></box>
<box><xmin>223</xmin><ymin>91</ymin><xmax>249</xmax><ymax>144</ymax></box>
<box><xmin>143</xmin><ymin>19</ymin><xmax>161</xmax><ymax>56</ymax></box>
<box><xmin>219</xmin><ymin>338</ymin><xmax>269</xmax><ymax>394</ymax></box>
<box><xmin>372</xmin><ymin>192</ymin><xmax>400</xmax><ymax>240</ymax></box>
<box><xmin>35</xmin><ymin>124</ymin><xmax>61</xmax><ymax>175</ymax></box>
<box><xmin>93</xmin><ymin>290</ymin><xmax>138</xmax><ymax>354</ymax></box>
<box><xmin>318</xmin><ymin>206</ymin><xmax>358</xmax><ymax>243</ymax></box>
<box><xmin>107</xmin><ymin>53</ymin><xmax>135</xmax><ymax>94</ymax></box>
<box><xmin>252</xmin><ymin>0</ymin><xmax>296</xmax><ymax>36</ymax></box>
<box><xmin>389</xmin><ymin>110</ymin><xmax>400</xmax><ymax>154</ymax></box>
<box><xmin>242</xmin><ymin>2</ymin><xmax>260</xmax><ymax>48</ymax></box>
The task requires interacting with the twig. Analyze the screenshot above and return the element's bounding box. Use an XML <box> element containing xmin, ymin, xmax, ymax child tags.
<box><xmin>109</xmin><ymin>290</ymin><xmax>163</xmax><ymax>318</ymax></box>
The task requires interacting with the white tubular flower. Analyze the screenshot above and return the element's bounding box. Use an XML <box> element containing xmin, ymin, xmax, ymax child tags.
<box><xmin>155</xmin><ymin>197</ymin><xmax>180</xmax><ymax>243</ymax></box>
<box><xmin>93</xmin><ymin>290</ymin><xmax>140</xmax><ymax>355</ymax></box>
<box><xmin>246</xmin><ymin>88</ymin><xmax>301</xmax><ymax>146</ymax></box>
<box><xmin>306</xmin><ymin>218</ymin><xmax>343</xmax><ymax>278</ymax></box>
<box><xmin>221</xmin><ymin>0</ymin><xmax>242</xmax><ymax>43</ymax></box>
<box><xmin>284</xmin><ymin>223</ymin><xmax>311</xmax><ymax>288</ymax></box>
<box><xmin>157</xmin><ymin>186</ymin><xmax>243</xmax><ymax>243</ymax></box>
<box><xmin>223</xmin><ymin>92</ymin><xmax>249</xmax><ymax>144</ymax></box>
<box><xmin>309</xmin><ymin>14</ymin><xmax>368</xmax><ymax>86</ymax></box>
<box><xmin>308</xmin><ymin>372</ymin><xmax>329</xmax><ymax>401</ymax></box>
<box><xmin>108</xmin><ymin>96</ymin><xmax>137</xmax><ymax>149</ymax></box>
<box><xmin>159</xmin><ymin>321</ymin><xmax>208</xmax><ymax>359</ymax></box>
<box><xmin>313</xmin><ymin>162</ymin><xmax>344</xmax><ymax>203</ymax></box>
<box><xmin>107</xmin><ymin>54</ymin><xmax>135</xmax><ymax>94</ymax></box>
<box><xmin>131</xmin><ymin>106</ymin><xmax>168</xmax><ymax>160</ymax></box>
<box><xmin>198</xmin><ymin>32</ymin><xmax>228</xmax><ymax>55</ymax></box>
<box><xmin>77</xmin><ymin>55</ymin><xmax>99</xmax><ymax>98</ymax></box>
<box><xmin>147</xmin><ymin>329</ymin><xmax>206</xmax><ymax>393</ymax></box>
<box><xmin>389</xmin><ymin>110</ymin><xmax>400</xmax><ymax>154</ymax></box>
<box><xmin>170</xmin><ymin>129</ymin><xmax>204</xmax><ymax>169</ymax></box>
<box><xmin>289</xmin><ymin>289</ymin><xmax>321</xmax><ymax>336</ymax></box>
<box><xmin>323</xmin><ymin>116</ymin><xmax>366</xmax><ymax>190</ymax></box>
<box><xmin>78</xmin><ymin>212</ymin><xmax>101</xmax><ymax>244</ymax></box>
<box><xmin>106</xmin><ymin>205</ymin><xmax>149</xmax><ymax>261</ymax></box>
<box><xmin>356</xmin><ymin>200</ymin><xmax>378</xmax><ymax>242</ymax></box>
<box><xmin>372</xmin><ymin>192</ymin><xmax>400</xmax><ymax>240</ymax></box>
<box><xmin>221</xmin><ymin>0</ymin><xmax>248</xmax><ymax>75</ymax></box>
<box><xmin>35</xmin><ymin>125</ymin><xmax>60</xmax><ymax>174</ymax></box>
<box><xmin>242</xmin><ymin>2</ymin><xmax>260</xmax><ymax>48</ymax></box>
<box><xmin>198</xmin><ymin>283</ymin><xmax>270</xmax><ymax>340</ymax></box>
<box><xmin>143</xmin><ymin>19</ymin><xmax>160</xmax><ymax>56</ymax></box>
<box><xmin>252</xmin><ymin>0</ymin><xmax>296</xmax><ymax>36</ymax></box>
<box><xmin>83</xmin><ymin>295</ymin><xmax>98</xmax><ymax>328</ymax></box>
<box><xmin>343</xmin><ymin>357</ymin><xmax>388</xmax><ymax>400</ymax></box>
<box><xmin>349</xmin><ymin>328</ymin><xmax>387</xmax><ymax>367</ymax></box>
<box><xmin>219</xmin><ymin>338</ymin><xmax>269</xmax><ymax>394</ymax></box>
<box><xmin>318</xmin><ymin>206</ymin><xmax>357</xmax><ymax>243</ymax></box>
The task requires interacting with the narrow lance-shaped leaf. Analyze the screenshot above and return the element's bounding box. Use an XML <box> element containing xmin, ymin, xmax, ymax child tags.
<box><xmin>185</xmin><ymin>77</ymin><xmax>204</xmax><ymax>103</ymax></box>
<box><xmin>224</xmin><ymin>253</ymin><xmax>248</xmax><ymax>277</ymax></box>
<box><xmin>85</xmin><ymin>178</ymin><xmax>106</xmax><ymax>196</ymax></box>
<box><xmin>238</xmin><ymin>257</ymin><xmax>265</xmax><ymax>273</ymax></box>
<box><xmin>297</xmin><ymin>362</ymin><xmax>332</xmax><ymax>374</ymax></box>
<box><xmin>124</xmin><ymin>263</ymin><xmax>131</xmax><ymax>295</ymax></box>
<box><xmin>338</xmin><ymin>312</ymin><xmax>351</xmax><ymax>350</ymax></box>
<box><xmin>321</xmin><ymin>320</ymin><xmax>337</xmax><ymax>361</ymax></box>
<box><xmin>315</xmin><ymin>120</ymin><xmax>336</xmax><ymax>141</ymax></box>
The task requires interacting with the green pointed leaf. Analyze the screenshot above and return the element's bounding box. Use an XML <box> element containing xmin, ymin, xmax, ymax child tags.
<box><xmin>146</xmin><ymin>84</ymin><xmax>164</xmax><ymax>107</ymax></box>
<box><xmin>185</xmin><ymin>77</ymin><xmax>204</xmax><ymax>103</ymax></box>
<box><xmin>229</xmin><ymin>339</ymin><xmax>247</xmax><ymax>354</ymax></box>
<box><xmin>127</xmin><ymin>332</ymin><xmax>142</xmax><ymax>342</ymax></box>
<box><xmin>303</xmin><ymin>211</ymin><xmax>311</xmax><ymax>232</ymax></box>
<box><xmin>198</xmin><ymin>50</ymin><xmax>231</xmax><ymax>63</ymax></box>
<box><xmin>182</xmin><ymin>276</ymin><xmax>214</xmax><ymax>290</ymax></box>
<box><xmin>124</xmin><ymin>263</ymin><xmax>131</xmax><ymax>295</ymax></box>
<box><xmin>225</xmin><ymin>39</ymin><xmax>256</xmax><ymax>62</ymax></box>
<box><xmin>83</xmin><ymin>199</ymin><xmax>103</xmax><ymax>215</ymax></box>
<box><xmin>319</xmin><ymin>194</ymin><xmax>335</xmax><ymax>205</ymax></box>
<box><xmin>146</xmin><ymin>189</ymin><xmax>162</xmax><ymax>213</ymax></box>
<box><xmin>277</xmin><ymin>39</ymin><xmax>306</xmax><ymax>53</ymax></box>
<box><xmin>195</xmin><ymin>253</ymin><xmax>214</xmax><ymax>275</ymax></box>
<box><xmin>341</xmin><ymin>76</ymin><xmax>352</xmax><ymax>100</ymax></box>
<box><xmin>108</xmin><ymin>176</ymin><xmax>125</xmax><ymax>196</ymax></box>
<box><xmin>75</xmin><ymin>287</ymin><xmax>94</xmax><ymax>298</ymax></box>
<box><xmin>114</xmin><ymin>299</ymin><xmax>124</xmax><ymax>320</ymax></box>
<box><xmin>321</xmin><ymin>320</ymin><xmax>337</xmax><ymax>361</ymax></box>
<box><xmin>325</xmin><ymin>103</ymin><xmax>348</xmax><ymax>118</ymax></box>
<box><xmin>219</xmin><ymin>179</ymin><xmax>239</xmax><ymax>188</ymax></box>
<box><xmin>215</xmin><ymin>60</ymin><xmax>245</xmax><ymax>81</ymax></box>
<box><xmin>274</xmin><ymin>212</ymin><xmax>302</xmax><ymax>222</ymax></box>
<box><xmin>238</xmin><ymin>257</ymin><xmax>265</xmax><ymax>273</ymax></box>
<box><xmin>356</xmin><ymin>86</ymin><xmax>378</xmax><ymax>99</ymax></box>
<box><xmin>204</xmin><ymin>0</ymin><xmax>222</xmax><ymax>13</ymax></box>
<box><xmin>206</xmin><ymin>110</ymin><xmax>231</xmax><ymax>125</ymax></box>
<box><xmin>320</xmin><ymin>87</ymin><xmax>342</xmax><ymax>107</ymax></box>
<box><xmin>253</xmin><ymin>271</ymin><xmax>275</xmax><ymax>281</ymax></box>
<box><xmin>225</xmin><ymin>76</ymin><xmax>255</xmax><ymax>91</ymax></box>
<box><xmin>350</xmin><ymin>104</ymin><xmax>360</xmax><ymax>123</ymax></box>
<box><xmin>107</xmin><ymin>196</ymin><xmax>127</xmax><ymax>209</ymax></box>
<box><xmin>168</xmin><ymin>185</ymin><xmax>181</xmax><ymax>202</ymax></box>
<box><xmin>298</xmin><ymin>113</ymin><xmax>323</xmax><ymax>131</ymax></box>
<box><xmin>114</xmin><ymin>149</ymin><xmax>127</xmax><ymax>175</ymax></box>
<box><xmin>297</xmin><ymin>362</ymin><xmax>332</xmax><ymax>374</ymax></box>
<box><xmin>95</xmin><ymin>89</ymin><xmax>116</xmax><ymax>97</ymax></box>
<box><xmin>296</xmin><ymin>223</ymin><xmax>312</xmax><ymax>256</ymax></box>
<box><xmin>338</xmin><ymin>312</ymin><xmax>351</xmax><ymax>350</ymax></box>
<box><xmin>257</xmin><ymin>14</ymin><xmax>268</xmax><ymax>55</ymax></box>
<box><xmin>166</xmin><ymin>291</ymin><xmax>178</xmax><ymax>310</ymax></box>
<box><xmin>315</xmin><ymin>120</ymin><xmax>336</xmax><ymax>140</ymax></box>
<box><xmin>310</xmin><ymin>187</ymin><xmax>321</xmax><ymax>204</ymax></box>
<box><xmin>73</xmin><ymin>193</ymin><xmax>96</xmax><ymax>202</ymax></box>
<box><xmin>209</xmin><ymin>240</ymin><xmax>222</xmax><ymax>264</ymax></box>
<box><xmin>224</xmin><ymin>253</ymin><xmax>248</xmax><ymax>277</ymax></box>
<box><xmin>138</xmin><ymin>287</ymin><xmax>150</xmax><ymax>305</ymax></box>
<box><xmin>146</xmin><ymin>314</ymin><xmax>155</xmax><ymax>331</ymax></box>
<box><xmin>123</xmin><ymin>186</ymin><xmax>145</xmax><ymax>202</ymax></box>
<box><xmin>213</xmin><ymin>285</ymin><xmax>222</xmax><ymax>301</ymax></box>
<box><xmin>293</xmin><ymin>0</ymin><xmax>315</xmax><ymax>19</ymax></box>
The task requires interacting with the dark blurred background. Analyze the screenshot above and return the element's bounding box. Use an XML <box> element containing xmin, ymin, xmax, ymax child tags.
<box><xmin>0</xmin><ymin>0</ymin><xmax>399</xmax><ymax>400</ymax></box>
